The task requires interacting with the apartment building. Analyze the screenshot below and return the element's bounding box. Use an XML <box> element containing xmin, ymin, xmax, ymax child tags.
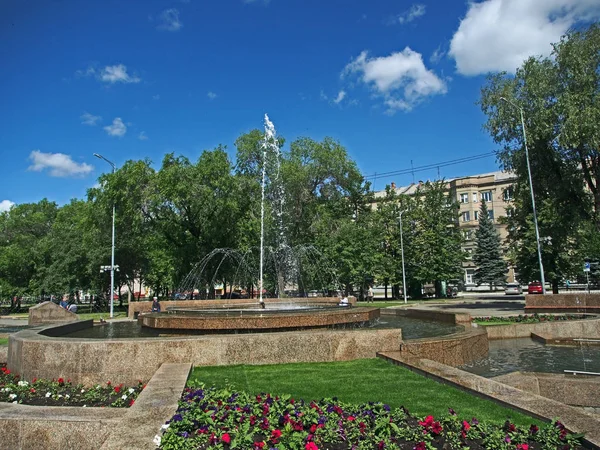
<box><xmin>373</xmin><ymin>171</ymin><xmax>517</xmax><ymax>289</ymax></box>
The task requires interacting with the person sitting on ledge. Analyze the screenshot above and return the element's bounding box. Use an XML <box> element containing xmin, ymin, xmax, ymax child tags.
<box><xmin>338</xmin><ymin>295</ymin><xmax>350</xmax><ymax>307</ymax></box>
<box><xmin>151</xmin><ymin>297</ymin><xmax>161</xmax><ymax>313</ymax></box>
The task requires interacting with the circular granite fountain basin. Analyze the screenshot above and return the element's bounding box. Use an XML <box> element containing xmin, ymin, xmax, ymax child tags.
<box><xmin>139</xmin><ymin>306</ymin><xmax>380</xmax><ymax>332</ymax></box>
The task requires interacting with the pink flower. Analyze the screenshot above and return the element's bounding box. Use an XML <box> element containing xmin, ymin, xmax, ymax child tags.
<box><xmin>222</xmin><ymin>433</ymin><xmax>231</xmax><ymax>444</ymax></box>
<box><xmin>517</xmin><ymin>444</ymin><xmax>529</xmax><ymax>450</ymax></box>
<box><xmin>305</xmin><ymin>443</ymin><xmax>318</xmax><ymax>450</ymax></box>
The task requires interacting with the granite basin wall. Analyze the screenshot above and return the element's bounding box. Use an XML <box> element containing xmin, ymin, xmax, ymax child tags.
<box><xmin>526</xmin><ymin>293</ymin><xmax>600</xmax><ymax>313</ymax></box>
<box><xmin>382</xmin><ymin>307</ymin><xmax>472</xmax><ymax>324</ymax></box>
<box><xmin>8</xmin><ymin>324</ymin><xmax>402</xmax><ymax>385</ymax></box>
<box><xmin>128</xmin><ymin>296</ymin><xmax>357</xmax><ymax>319</ymax></box>
<box><xmin>492</xmin><ymin>372</ymin><xmax>600</xmax><ymax>407</ymax></box>
<box><xmin>0</xmin><ymin>399</ymin><xmax>126</xmax><ymax>450</ymax></box>
<box><xmin>483</xmin><ymin>317</ymin><xmax>600</xmax><ymax>340</ymax></box>
<box><xmin>28</xmin><ymin>301</ymin><xmax>79</xmax><ymax>326</ymax></box>
<box><xmin>141</xmin><ymin>307</ymin><xmax>379</xmax><ymax>331</ymax></box>
<box><xmin>399</xmin><ymin>327</ymin><xmax>488</xmax><ymax>366</ymax></box>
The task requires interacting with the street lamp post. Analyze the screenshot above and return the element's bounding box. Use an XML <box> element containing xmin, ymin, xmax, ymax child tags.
<box><xmin>93</xmin><ymin>153</ymin><xmax>117</xmax><ymax>317</ymax></box>
<box><xmin>399</xmin><ymin>210</ymin><xmax>408</xmax><ymax>303</ymax></box>
<box><xmin>500</xmin><ymin>97</ymin><xmax>546</xmax><ymax>294</ymax></box>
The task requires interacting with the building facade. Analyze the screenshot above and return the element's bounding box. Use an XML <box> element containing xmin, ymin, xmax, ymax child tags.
<box><xmin>374</xmin><ymin>171</ymin><xmax>517</xmax><ymax>290</ymax></box>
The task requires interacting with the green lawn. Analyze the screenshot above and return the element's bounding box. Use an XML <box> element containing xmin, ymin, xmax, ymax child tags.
<box><xmin>189</xmin><ymin>359</ymin><xmax>538</xmax><ymax>427</ymax></box>
<box><xmin>0</xmin><ymin>338</ymin><xmax>8</xmax><ymax>346</ymax></box>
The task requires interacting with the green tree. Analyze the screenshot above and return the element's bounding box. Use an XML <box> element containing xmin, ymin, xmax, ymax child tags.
<box><xmin>479</xmin><ymin>25</ymin><xmax>599</xmax><ymax>290</ymax></box>
<box><xmin>409</xmin><ymin>181</ymin><xmax>464</xmax><ymax>297</ymax></box>
<box><xmin>472</xmin><ymin>200</ymin><xmax>507</xmax><ymax>289</ymax></box>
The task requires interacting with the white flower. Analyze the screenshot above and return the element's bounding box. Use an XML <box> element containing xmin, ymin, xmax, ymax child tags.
<box><xmin>153</xmin><ymin>435</ymin><xmax>161</xmax><ymax>446</ymax></box>
<box><xmin>121</xmin><ymin>394</ymin><xmax>127</xmax><ymax>400</ymax></box>
<box><xmin>161</xmin><ymin>424</ymin><xmax>170</xmax><ymax>431</ymax></box>
<box><xmin>17</xmin><ymin>381</ymin><xmax>28</xmax><ymax>387</ymax></box>
<box><xmin>81</xmin><ymin>389</ymin><xmax>85</xmax><ymax>393</ymax></box>
<box><xmin>83</xmin><ymin>404</ymin><xmax>87</xmax><ymax>407</ymax></box>
<box><xmin>9</xmin><ymin>394</ymin><xmax>17</xmax><ymax>400</ymax></box>
<box><xmin>12</xmin><ymin>400</ymin><xmax>17</xmax><ymax>404</ymax></box>
<box><xmin>128</xmin><ymin>388</ymin><xmax>135</xmax><ymax>394</ymax></box>
<box><xmin>57</xmin><ymin>394</ymin><xmax>63</xmax><ymax>398</ymax></box>
<box><xmin>4</xmin><ymin>387</ymin><xmax>11</xmax><ymax>392</ymax></box>
<box><xmin>65</xmin><ymin>394</ymin><xmax>70</xmax><ymax>399</ymax></box>
<box><xmin>45</xmin><ymin>392</ymin><xmax>51</xmax><ymax>398</ymax></box>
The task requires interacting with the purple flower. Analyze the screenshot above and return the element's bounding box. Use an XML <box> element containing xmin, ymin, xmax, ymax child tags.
<box><xmin>172</xmin><ymin>414</ymin><xmax>183</xmax><ymax>422</ymax></box>
<box><xmin>504</xmin><ymin>435</ymin><xmax>511</xmax><ymax>443</ymax></box>
<box><xmin>448</xmin><ymin>408</ymin><xmax>456</xmax><ymax>416</ymax></box>
<box><xmin>471</xmin><ymin>417</ymin><xmax>479</xmax><ymax>426</ymax></box>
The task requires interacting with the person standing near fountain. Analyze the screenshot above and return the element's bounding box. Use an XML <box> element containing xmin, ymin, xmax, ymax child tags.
<box><xmin>151</xmin><ymin>297</ymin><xmax>161</xmax><ymax>313</ymax></box>
<box><xmin>367</xmin><ymin>286</ymin><xmax>374</xmax><ymax>303</ymax></box>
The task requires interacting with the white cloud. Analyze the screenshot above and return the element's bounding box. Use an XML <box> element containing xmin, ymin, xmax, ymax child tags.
<box><xmin>138</xmin><ymin>131</ymin><xmax>149</xmax><ymax>141</ymax></box>
<box><xmin>100</xmin><ymin>64</ymin><xmax>141</xmax><ymax>84</ymax></box>
<box><xmin>81</xmin><ymin>112</ymin><xmax>101</xmax><ymax>126</ymax></box>
<box><xmin>28</xmin><ymin>151</ymin><xmax>93</xmax><ymax>178</ymax></box>
<box><xmin>449</xmin><ymin>0</ymin><xmax>600</xmax><ymax>76</ymax></box>
<box><xmin>157</xmin><ymin>8</ymin><xmax>182</xmax><ymax>31</ymax></box>
<box><xmin>104</xmin><ymin>118</ymin><xmax>127</xmax><ymax>137</ymax></box>
<box><xmin>207</xmin><ymin>91</ymin><xmax>218</xmax><ymax>99</ymax></box>
<box><xmin>343</xmin><ymin>48</ymin><xmax>447</xmax><ymax>113</ymax></box>
<box><xmin>0</xmin><ymin>200</ymin><xmax>15</xmax><ymax>213</ymax></box>
<box><xmin>390</xmin><ymin>4</ymin><xmax>426</xmax><ymax>25</ymax></box>
<box><xmin>333</xmin><ymin>90</ymin><xmax>346</xmax><ymax>104</ymax></box>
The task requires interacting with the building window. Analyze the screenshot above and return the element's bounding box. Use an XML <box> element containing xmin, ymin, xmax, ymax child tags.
<box><xmin>472</xmin><ymin>193</ymin><xmax>478</xmax><ymax>203</ymax></box>
<box><xmin>481</xmin><ymin>191</ymin><xmax>493</xmax><ymax>202</ymax></box>
<box><xmin>460</xmin><ymin>193</ymin><xmax>469</xmax><ymax>203</ymax></box>
<box><xmin>503</xmin><ymin>187</ymin><xmax>514</xmax><ymax>201</ymax></box>
<box><xmin>465</xmin><ymin>248</ymin><xmax>473</xmax><ymax>259</ymax></box>
<box><xmin>465</xmin><ymin>269</ymin><xmax>474</xmax><ymax>284</ymax></box>
<box><xmin>488</xmin><ymin>210</ymin><xmax>494</xmax><ymax>220</ymax></box>
<box><xmin>463</xmin><ymin>230</ymin><xmax>472</xmax><ymax>240</ymax></box>
<box><xmin>462</xmin><ymin>211</ymin><xmax>470</xmax><ymax>222</ymax></box>
<box><xmin>474</xmin><ymin>211</ymin><xmax>479</xmax><ymax>220</ymax></box>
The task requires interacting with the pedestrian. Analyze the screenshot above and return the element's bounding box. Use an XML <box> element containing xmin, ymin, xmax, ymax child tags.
<box><xmin>151</xmin><ymin>297</ymin><xmax>161</xmax><ymax>313</ymax></box>
<box><xmin>367</xmin><ymin>286</ymin><xmax>374</xmax><ymax>303</ymax></box>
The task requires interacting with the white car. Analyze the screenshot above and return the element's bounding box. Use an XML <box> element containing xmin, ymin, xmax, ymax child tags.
<box><xmin>504</xmin><ymin>283</ymin><xmax>523</xmax><ymax>295</ymax></box>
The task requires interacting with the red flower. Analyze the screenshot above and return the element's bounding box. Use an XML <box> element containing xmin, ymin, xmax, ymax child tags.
<box><xmin>305</xmin><ymin>443</ymin><xmax>318</xmax><ymax>450</ymax></box>
<box><xmin>271</xmin><ymin>429</ymin><xmax>282</xmax><ymax>441</ymax></box>
<box><xmin>106</xmin><ymin>381</ymin><xmax>111</xmax><ymax>386</ymax></box>
<box><xmin>57</xmin><ymin>377</ymin><xmax>64</xmax><ymax>385</ymax></box>
<box><xmin>221</xmin><ymin>433</ymin><xmax>231</xmax><ymax>444</ymax></box>
<box><xmin>129</xmin><ymin>399</ymin><xmax>135</xmax><ymax>407</ymax></box>
<box><xmin>517</xmin><ymin>444</ymin><xmax>529</xmax><ymax>450</ymax></box>
<box><xmin>431</xmin><ymin>421</ymin><xmax>442</xmax><ymax>435</ymax></box>
<box><xmin>414</xmin><ymin>442</ymin><xmax>426</xmax><ymax>450</ymax></box>
<box><xmin>114</xmin><ymin>386</ymin><xmax>121</xmax><ymax>393</ymax></box>
<box><xmin>347</xmin><ymin>415</ymin><xmax>355</xmax><ymax>421</ymax></box>
<box><xmin>29</xmin><ymin>388</ymin><xmax>36</xmax><ymax>393</ymax></box>
<box><xmin>310</xmin><ymin>424</ymin><xmax>317</xmax><ymax>433</ymax></box>
<box><xmin>419</xmin><ymin>415</ymin><xmax>434</xmax><ymax>427</ymax></box>
<box><xmin>462</xmin><ymin>420</ymin><xmax>471</xmax><ymax>432</ymax></box>
<box><xmin>378</xmin><ymin>441</ymin><xmax>385</xmax><ymax>450</ymax></box>
<box><xmin>254</xmin><ymin>443</ymin><xmax>265</xmax><ymax>449</ymax></box>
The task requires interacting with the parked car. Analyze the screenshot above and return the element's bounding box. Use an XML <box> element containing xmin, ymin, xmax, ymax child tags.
<box><xmin>527</xmin><ymin>282</ymin><xmax>544</xmax><ymax>294</ymax></box>
<box><xmin>504</xmin><ymin>283</ymin><xmax>523</xmax><ymax>295</ymax></box>
<box><xmin>307</xmin><ymin>290</ymin><xmax>320</xmax><ymax>298</ymax></box>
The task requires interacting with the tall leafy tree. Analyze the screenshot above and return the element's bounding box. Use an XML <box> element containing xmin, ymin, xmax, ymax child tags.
<box><xmin>473</xmin><ymin>200</ymin><xmax>507</xmax><ymax>289</ymax></box>
<box><xmin>480</xmin><ymin>24</ymin><xmax>599</xmax><ymax>290</ymax></box>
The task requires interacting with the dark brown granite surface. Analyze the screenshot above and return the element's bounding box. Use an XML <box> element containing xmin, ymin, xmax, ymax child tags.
<box><xmin>382</xmin><ymin>307</ymin><xmax>472</xmax><ymax>324</ymax></box>
<box><xmin>140</xmin><ymin>307</ymin><xmax>379</xmax><ymax>331</ymax></box>
<box><xmin>525</xmin><ymin>293</ymin><xmax>600</xmax><ymax>313</ymax></box>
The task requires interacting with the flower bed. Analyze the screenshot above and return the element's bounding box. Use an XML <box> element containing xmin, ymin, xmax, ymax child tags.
<box><xmin>475</xmin><ymin>314</ymin><xmax>588</xmax><ymax>325</ymax></box>
<box><xmin>157</xmin><ymin>384</ymin><xmax>584</xmax><ymax>449</ymax></box>
<box><xmin>0</xmin><ymin>366</ymin><xmax>145</xmax><ymax>407</ymax></box>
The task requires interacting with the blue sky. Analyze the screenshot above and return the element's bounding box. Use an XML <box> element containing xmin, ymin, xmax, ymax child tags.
<box><xmin>1</xmin><ymin>0</ymin><xmax>599</xmax><ymax>209</ymax></box>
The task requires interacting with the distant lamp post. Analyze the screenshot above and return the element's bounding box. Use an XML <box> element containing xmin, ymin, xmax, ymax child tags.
<box><xmin>500</xmin><ymin>97</ymin><xmax>546</xmax><ymax>294</ymax></box>
<box><xmin>94</xmin><ymin>153</ymin><xmax>117</xmax><ymax>317</ymax></box>
<box><xmin>399</xmin><ymin>210</ymin><xmax>408</xmax><ymax>303</ymax></box>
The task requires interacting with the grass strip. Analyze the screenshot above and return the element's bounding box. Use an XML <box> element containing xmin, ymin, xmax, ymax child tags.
<box><xmin>189</xmin><ymin>358</ymin><xmax>538</xmax><ymax>427</ymax></box>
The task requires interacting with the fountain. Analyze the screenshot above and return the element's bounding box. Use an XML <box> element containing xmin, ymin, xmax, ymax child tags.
<box><xmin>139</xmin><ymin>114</ymin><xmax>378</xmax><ymax>332</ymax></box>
